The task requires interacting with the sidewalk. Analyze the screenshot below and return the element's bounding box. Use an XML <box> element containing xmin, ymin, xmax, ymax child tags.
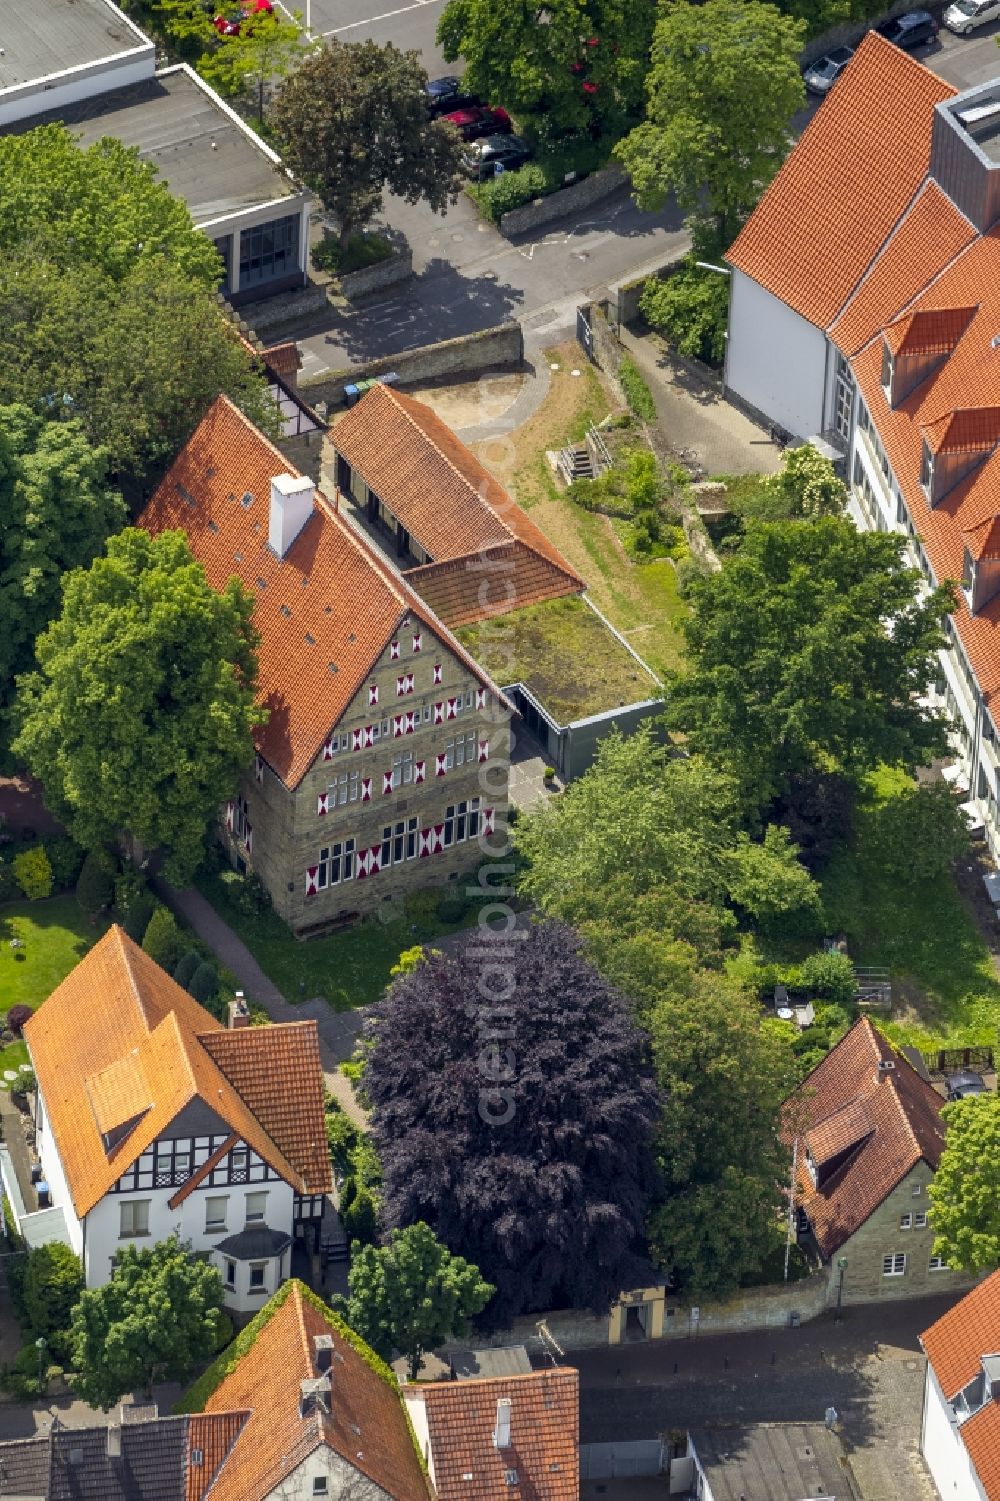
<box><xmin>618</xmin><ymin>324</ymin><xmax>782</xmax><ymax>478</ymax></box>
<box><xmin>155</xmin><ymin>881</ymin><xmax>368</xmax><ymax>1126</ymax></box>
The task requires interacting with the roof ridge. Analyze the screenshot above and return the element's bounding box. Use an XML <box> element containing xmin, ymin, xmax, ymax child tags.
<box><xmin>214</xmin><ymin>393</ymin><xmax>308</xmax><ymax>487</ymax></box>
<box><xmin>380</xmin><ymin>386</ymin><xmax>518</xmax><ymax>548</ymax></box>
<box><xmin>114</xmin><ymin>925</ymin><xmax>153</xmax><ymax>1033</ymax></box>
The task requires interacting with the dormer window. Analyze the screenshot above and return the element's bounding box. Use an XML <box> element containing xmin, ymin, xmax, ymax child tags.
<box><xmin>920</xmin><ymin>441</ymin><xmax>935</xmax><ymax>497</ymax></box>
<box><xmin>881</xmin><ymin>343</ymin><xmax>894</xmax><ymax>396</ymax></box>
<box><xmin>963</xmin><ymin>547</ymin><xmax>975</xmax><ymax>595</ymax></box>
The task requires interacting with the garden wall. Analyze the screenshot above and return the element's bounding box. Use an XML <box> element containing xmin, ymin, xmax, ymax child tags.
<box><xmin>606</xmin><ymin>247</ymin><xmax>691</xmax><ymax>326</ymax></box>
<box><xmin>800</xmin><ymin>0</ymin><xmax>945</xmax><ymax>63</ymax></box>
<box><xmin>299</xmin><ymin>322</ymin><xmax>524</xmax><ymax>409</ymax></box>
<box><xmin>237</xmin><ymin>282</ymin><xmax>328</xmax><ymax>338</ymax></box>
<box><xmin>340</xmin><ymin>248</ymin><xmax>413</xmax><ymax>301</ymax></box>
<box><xmin>498</xmin><ymin>165</ymin><xmax>628</xmax><ymax>238</ymax></box>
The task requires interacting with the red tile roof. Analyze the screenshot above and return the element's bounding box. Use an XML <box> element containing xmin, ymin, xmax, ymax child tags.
<box><xmin>332</xmin><ymin>384</ymin><xmax>584</xmax><ymax>621</ymax></box>
<box><xmin>923</xmin><ymin>406</ymin><xmax>1000</xmax><ymax>455</ymax></box>
<box><xmin>783</xmin><ymin>1017</ymin><xmax>946</xmax><ymax>1257</ymax></box>
<box><xmin>139</xmin><ymin>397</ymin><xmax>507</xmax><ymax>789</ymax></box>
<box><xmin>830</xmin><ymin>182</ymin><xmax>975</xmax><ymax>357</ymax></box>
<box><xmin>961</xmin><ymin>1400</ymin><xmax>1000</xmax><ymax>1500</ymax></box>
<box><xmin>922</xmin><ymin>1270</ymin><xmax>1000</xmax><ymax>1398</ymax></box>
<box><xmin>886</xmin><ymin>305</ymin><xmax>979</xmax><ymax>358</ymax></box>
<box><xmin>406</xmin><ymin>543</ymin><xmax>581</xmax><ymax>630</ymax></box>
<box><xmin>728</xmin><ymin>32</ymin><xmax>955</xmax><ymax>329</ymax></box>
<box><xmin>965</xmin><ymin>514</ymin><xmax>1000</xmax><ymax>562</ymax></box>
<box><xmin>24</xmin><ymin>925</ymin><xmax>331</xmax><ymax>1217</ymax></box>
<box><xmin>202</xmin><ymin>1281</ymin><xmax>429</xmax><ymax>1501</ymax></box>
<box><xmin>405</xmin><ymin>1370</ymin><xmax>579</xmax><ymax>1501</ymax></box>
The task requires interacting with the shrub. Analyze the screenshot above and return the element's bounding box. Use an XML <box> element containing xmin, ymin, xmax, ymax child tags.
<box><xmin>341</xmin><ymin>1187</ymin><xmax>378</xmax><ymax>1246</ymax></box>
<box><xmin>173</xmin><ymin>950</ymin><xmax>201</xmax><ymax>989</ymax></box>
<box><xmin>799</xmin><ymin>950</ymin><xmax>856</xmax><ymax>1007</ymax></box>
<box><xmin>188</xmin><ymin>962</ymin><xmax>219</xmax><ymax>1006</ymax></box>
<box><xmin>640</xmin><ymin>259</ymin><xmax>730</xmax><ymax>368</ymax></box>
<box><xmin>618</xmin><ymin>355</ymin><xmax>656</xmax><ymax>424</ymax></box>
<box><xmin>8</xmin><ymin>1005</ymin><xmax>34</xmax><ymax>1037</ymax></box>
<box><xmin>325</xmin><ymin>1105</ymin><xmax>360</xmax><ymax>1175</ymax></box>
<box><xmin>311</xmin><ymin>232</ymin><xmax>393</xmax><ymax>275</ymax></box>
<box><xmin>113</xmin><ymin>865</ymin><xmax>147</xmax><ymax>919</ymax></box>
<box><xmin>13</xmin><ymin>847</ymin><xmax>53</xmax><ymax>901</ymax></box>
<box><xmin>403</xmin><ymin>888</ymin><xmax>440</xmax><ymax>938</ymax></box>
<box><xmin>3</xmin><ymin>1342</ymin><xmax>46</xmax><ymax>1399</ymax></box>
<box><xmin>22</xmin><ymin>1243</ymin><xmax>84</xmax><ymax>1362</ymax></box>
<box><xmin>42</xmin><ymin>837</ymin><xmax>85</xmax><ymax>891</ymax></box>
<box><xmin>76</xmin><ymin>849</ymin><xmax>115</xmax><ymax>915</ymax></box>
<box><xmin>873</xmin><ymin>782</ymin><xmax>971</xmax><ymax>882</ymax></box>
<box><xmin>210</xmin><ymin>1308</ymin><xmax>234</xmax><ymax>1353</ymax></box>
<box><xmin>234</xmin><ymin>871</ymin><xmax>271</xmax><ymax>917</ymax></box>
<box><xmin>0</xmin><ymin>858</ymin><xmax>17</xmax><ymax>903</ymax></box>
<box><xmin>474</xmin><ymin>162</ymin><xmax>549</xmax><ymax>221</ymax></box>
<box><xmin>123</xmin><ymin>892</ymin><xmax>156</xmax><ymax>944</ymax></box>
<box><xmin>436</xmin><ymin>891</ymin><xmax>469</xmax><ymax>924</ymax></box>
<box><xmin>141</xmin><ymin>906</ymin><xmax>186</xmax><ymax>972</ymax></box>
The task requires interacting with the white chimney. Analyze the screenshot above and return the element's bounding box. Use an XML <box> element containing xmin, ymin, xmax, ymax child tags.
<box><xmin>493</xmin><ymin>1397</ymin><xmax>511</xmax><ymax>1449</ymax></box>
<box><xmin>107</xmin><ymin>1425</ymin><xmax>122</xmax><ymax>1460</ymax></box>
<box><xmin>269</xmin><ymin>473</ymin><xmax>315</xmax><ymax>558</ymax></box>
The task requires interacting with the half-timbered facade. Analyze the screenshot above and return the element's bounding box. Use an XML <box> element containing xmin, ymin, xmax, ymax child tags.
<box><xmin>25</xmin><ymin>927</ymin><xmax>332</xmax><ymax>1311</ymax></box>
<box><xmin>140</xmin><ymin>396</ymin><xmax>514</xmax><ymax>933</ymax></box>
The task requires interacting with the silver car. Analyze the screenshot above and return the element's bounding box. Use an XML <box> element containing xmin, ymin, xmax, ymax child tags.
<box><xmin>804</xmin><ymin>46</ymin><xmax>855</xmax><ymax>95</ymax></box>
<box><xmin>944</xmin><ymin>0</ymin><xmax>1000</xmax><ymax>32</ymax></box>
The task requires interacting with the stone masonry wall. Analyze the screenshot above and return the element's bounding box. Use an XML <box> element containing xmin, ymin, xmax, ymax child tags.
<box><xmin>300</xmin><ymin>324</ymin><xmax>524</xmax><ymax>410</ymax></box>
<box><xmin>498</xmin><ymin>165</ymin><xmax>628</xmax><ymax>238</ymax></box>
<box><xmin>224</xmin><ymin>613</ymin><xmax>512</xmax><ymax>933</ymax></box>
<box><xmin>837</xmin><ymin>1160</ymin><xmax>978</xmax><ymax>1307</ymax></box>
<box><xmin>339</xmin><ymin>248</ymin><xmax>413</xmax><ymax>301</ymax></box>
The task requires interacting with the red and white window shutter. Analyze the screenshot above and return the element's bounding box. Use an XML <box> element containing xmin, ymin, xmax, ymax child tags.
<box><xmin>323</xmin><ymin>737</ymin><xmax>335</xmax><ymax>761</ymax></box>
<box><xmin>476</xmin><ymin>687</ymin><xmax>487</xmax><ymax>710</ymax></box>
<box><xmin>435</xmin><ymin>754</ymin><xmax>447</xmax><ymax>778</ymax></box>
<box><xmin>431</xmin><ymin>824</ymin><xmax>445</xmax><ymax>854</ymax></box>
<box><xmin>478</xmin><ymin>740</ymin><xmax>489</xmax><ymax>763</ymax></box>
<box><xmin>404</xmin><ymin>710</ymin><xmax>416</xmax><ymax>734</ymax></box>
<box><xmin>483</xmin><ymin>807</ymin><xmax>495</xmax><ymax>835</ymax></box>
<box><xmin>356</xmin><ymin>849</ymin><xmax>371</xmax><ymax>880</ymax></box>
<box><xmin>361</xmin><ymin>778</ymin><xmax>372</xmax><ymax>802</ymax></box>
<box><xmin>418</xmin><ymin>829</ymin><xmax>432</xmax><ymax>858</ymax></box>
<box><xmin>412</xmin><ymin>631</ymin><xmax>423</xmax><ymax>652</ymax></box>
<box><xmin>392</xmin><ymin>715</ymin><xmax>404</xmax><ymax>738</ymax></box>
<box><xmin>396</xmin><ymin>673</ymin><xmax>414</xmax><ymax>696</ymax></box>
<box><xmin>363</xmin><ymin>725</ymin><xmax>375</xmax><ymax>749</ymax></box>
<box><xmin>382</xmin><ymin>771</ymin><xmax>393</xmax><ymax>796</ymax></box>
<box><xmin>433</xmin><ymin>702</ymin><xmax>444</xmax><ymax>725</ymax></box>
<box><xmin>352</xmin><ymin>727</ymin><xmax>363</xmax><ymax>752</ymax></box>
<box><xmin>369</xmin><ymin>682</ymin><xmax>379</xmax><ymax>706</ymax></box>
<box><xmin>305</xmin><ymin>866</ymin><xmax>319</xmax><ymax>896</ymax></box>
<box><xmin>317</xmin><ymin>792</ymin><xmax>329</xmax><ymax>816</ymax></box>
<box><xmin>390</xmin><ymin>639</ymin><xmax>400</xmax><ymax>660</ymax></box>
<box><xmin>446</xmin><ymin>697</ymin><xmax>458</xmax><ymax>719</ymax></box>
<box><xmin>414</xmin><ymin>760</ymin><xmax>426</xmax><ymax>783</ymax></box>
<box><xmin>433</xmin><ymin>663</ymin><xmax>443</xmax><ymax>685</ymax></box>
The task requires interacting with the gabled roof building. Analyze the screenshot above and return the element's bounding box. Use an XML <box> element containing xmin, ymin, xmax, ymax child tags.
<box><xmin>724</xmin><ymin>33</ymin><xmax>1000</xmax><ymax>865</ymax></box>
<box><xmin>921</xmin><ymin>1270</ymin><xmax>1000</xmax><ymax>1501</ymax></box>
<box><xmin>783</xmin><ymin>1018</ymin><xmax>972</xmax><ymax>1305</ymax></box>
<box><xmin>10</xmin><ymin>927</ymin><xmax>331</xmax><ymax>1309</ymax></box>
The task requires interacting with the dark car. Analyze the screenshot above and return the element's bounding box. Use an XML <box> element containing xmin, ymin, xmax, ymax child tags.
<box><xmin>803</xmin><ymin>45</ymin><xmax>855</xmax><ymax>94</ymax></box>
<box><xmin>425</xmin><ymin>76</ymin><xmax>481</xmax><ymax>117</ymax></box>
<box><xmin>462</xmin><ymin>134</ymin><xmax>532</xmax><ymax>179</ymax></box>
<box><xmin>441</xmin><ymin>105</ymin><xmax>512</xmax><ymax>142</ymax></box>
<box><xmin>875</xmin><ymin>9</ymin><xmax>938</xmax><ymax>47</ymax></box>
<box><xmin>945</xmin><ymin>1069</ymin><xmax>987</xmax><ymax>1100</ymax></box>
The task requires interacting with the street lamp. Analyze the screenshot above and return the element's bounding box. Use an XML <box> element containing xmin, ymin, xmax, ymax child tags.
<box><xmin>835</xmin><ymin>1257</ymin><xmax>848</xmax><ymax>1320</ymax></box>
<box><xmin>35</xmin><ymin>1337</ymin><xmax>46</xmax><ymax>1387</ymax></box>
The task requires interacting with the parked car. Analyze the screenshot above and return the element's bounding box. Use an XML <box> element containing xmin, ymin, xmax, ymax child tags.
<box><xmin>213</xmin><ymin>0</ymin><xmax>273</xmax><ymax>34</ymax></box>
<box><xmin>945</xmin><ymin>1069</ymin><xmax>987</xmax><ymax>1100</ymax></box>
<box><xmin>441</xmin><ymin>106</ymin><xmax>512</xmax><ymax>143</ymax></box>
<box><xmin>803</xmin><ymin>46</ymin><xmax>855</xmax><ymax>95</ymax></box>
<box><xmin>462</xmin><ymin>134</ymin><xmax>532</xmax><ymax>179</ymax></box>
<box><xmin>425</xmin><ymin>76</ymin><xmax>481</xmax><ymax>116</ymax></box>
<box><xmin>944</xmin><ymin>0</ymin><xmax>1000</xmax><ymax>33</ymax></box>
<box><xmin>874</xmin><ymin>10</ymin><xmax>938</xmax><ymax>47</ymax></box>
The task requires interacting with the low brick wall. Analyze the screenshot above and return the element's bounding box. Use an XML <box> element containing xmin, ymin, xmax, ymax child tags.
<box><xmin>498</xmin><ymin>165</ymin><xmax>628</xmax><ymax>238</ymax></box>
<box><xmin>237</xmin><ymin>282</ymin><xmax>328</xmax><ymax>337</ymax></box>
<box><xmin>300</xmin><ymin>321</ymin><xmax>524</xmax><ymax>408</ymax></box>
<box><xmin>800</xmin><ymin>0</ymin><xmax>945</xmax><ymax>63</ymax></box>
<box><xmin>340</xmin><ymin>247</ymin><xmax>413</xmax><ymax>301</ymax></box>
<box><xmin>609</xmin><ymin>247</ymin><xmax>691</xmax><ymax>325</ymax></box>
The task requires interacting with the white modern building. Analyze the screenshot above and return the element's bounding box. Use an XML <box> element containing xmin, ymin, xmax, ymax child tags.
<box><xmin>921</xmin><ymin>1271</ymin><xmax>1000</xmax><ymax>1501</ymax></box>
<box><xmin>725</xmin><ymin>30</ymin><xmax>1000</xmax><ymax>863</ymax></box>
<box><xmin>0</xmin><ymin>0</ymin><xmax>311</xmax><ymax>303</ymax></box>
<box><xmin>8</xmin><ymin>925</ymin><xmax>331</xmax><ymax>1314</ymax></box>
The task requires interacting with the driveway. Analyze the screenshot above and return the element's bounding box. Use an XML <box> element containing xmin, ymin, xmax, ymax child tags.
<box><xmin>569</xmin><ymin>1292</ymin><xmax>959</xmax><ymax>1501</ymax></box>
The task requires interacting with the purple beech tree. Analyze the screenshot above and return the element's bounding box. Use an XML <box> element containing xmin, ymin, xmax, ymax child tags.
<box><xmin>363</xmin><ymin>921</ymin><xmax>658</xmax><ymax>1323</ymax></box>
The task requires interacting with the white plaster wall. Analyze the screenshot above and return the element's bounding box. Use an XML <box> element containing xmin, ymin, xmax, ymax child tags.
<box><xmin>33</xmin><ymin>1085</ymin><xmax>84</xmax><ymax>1257</ymax></box>
<box><xmin>725</xmin><ymin>269</ymin><xmax>829</xmax><ymax>440</ymax></box>
<box><xmin>210</xmin><ymin>1240</ymin><xmax>292</xmax><ymax>1314</ymax></box>
<box><xmin>0</xmin><ymin>48</ymin><xmax>155</xmax><ymax>128</ymax></box>
<box><xmin>403</xmin><ymin>1395</ymin><xmax>433</xmax><ymax>1480</ymax></box>
<box><xmin>264</xmin><ymin>1444</ymin><xmax>396</xmax><ymax>1501</ymax></box>
<box><xmin>921</xmin><ymin>1365</ymin><xmax>988</xmax><ymax>1501</ymax></box>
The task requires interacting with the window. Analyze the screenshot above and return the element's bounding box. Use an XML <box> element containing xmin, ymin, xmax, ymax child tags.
<box><xmin>225</xmin><ymin>1258</ymin><xmax>236</xmax><ymax>1289</ymax></box>
<box><xmin>915</xmin><ymin>1212</ymin><xmax>928</xmax><ymax>1229</ymax></box>
<box><xmin>445</xmin><ymin>731</ymin><xmax>478</xmax><ymax>770</ymax></box>
<box><xmin>392</xmin><ymin>821</ymin><xmax>405</xmax><ymax>864</ymax></box>
<box><xmin>318</xmin><ymin>839</ymin><xmax>356</xmax><ymax>887</ymax></box>
<box><xmin>405</xmin><ymin>816</ymin><xmax>418</xmax><ymax>860</ymax></box>
<box><xmin>239</xmin><ymin>213</ymin><xmax>300</xmax><ymax>290</ymax></box>
<box><xmin>334</xmin><ymin>770</ymin><xmax>360</xmax><ymax>806</ymax></box>
<box><xmin>912</xmin><ymin>1184</ymin><xmax>922</xmax><ymax>1197</ymax></box>
<box><xmin>882</xmin><ymin>1253</ymin><xmax>906</xmax><ymax>1276</ymax></box>
<box><xmin>246</xmin><ymin>1192</ymin><xmax>267</xmax><ymax>1224</ymax></box>
<box><xmin>834</xmin><ymin>352</ymin><xmax>856</xmax><ymax>440</ymax></box>
<box><xmin>929</xmin><ymin>1255</ymin><xmax>950</xmax><ymax>1271</ymax></box>
<box><xmin>175</xmin><ymin>1150</ymin><xmax>190</xmax><ymax>1178</ymax></box>
<box><xmin>205</xmin><ymin>1196</ymin><xmax>228</xmax><ymax>1232</ymax></box>
<box><xmin>120</xmin><ymin>1200</ymin><xmax>150</xmax><ymax>1237</ymax></box>
<box><xmin>393</xmin><ymin>751</ymin><xmax>413</xmax><ymax>788</ymax></box>
<box><xmin>231</xmin><ymin>1146</ymin><xmax>248</xmax><ymax>1179</ymax></box>
<box><xmin>313</xmin><ymin>1479</ymin><xmax>329</xmax><ymax>1496</ymax></box>
<box><xmin>249</xmin><ymin>1262</ymin><xmax>267</xmax><ymax>1291</ymax></box>
<box><xmin>381</xmin><ymin>826</ymin><xmax>392</xmax><ymax>866</ymax></box>
<box><xmin>920</xmin><ymin>442</ymin><xmax>934</xmax><ymax>496</ymax></box>
<box><xmin>234</xmin><ymin>794</ymin><xmax>251</xmax><ymax>843</ymax></box>
<box><xmin>444</xmin><ymin>805</ymin><xmax>455</xmax><ymax>847</ymax></box>
<box><xmin>899</xmin><ymin>1213</ymin><xmax>912</xmax><ymax>1230</ymax></box>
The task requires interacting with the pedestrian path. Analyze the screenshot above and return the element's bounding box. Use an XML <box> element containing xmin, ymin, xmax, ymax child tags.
<box><xmin>154</xmin><ymin>881</ymin><xmax>368</xmax><ymax>1126</ymax></box>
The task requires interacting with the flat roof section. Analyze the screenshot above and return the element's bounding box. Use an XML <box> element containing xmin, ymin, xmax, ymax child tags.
<box><xmin>4</xmin><ymin>67</ymin><xmax>295</xmax><ymax>223</ymax></box>
<box><xmin>690</xmin><ymin>1423</ymin><xmax>858</xmax><ymax>1501</ymax></box>
<box><xmin>0</xmin><ymin>0</ymin><xmax>150</xmax><ymax>91</ymax></box>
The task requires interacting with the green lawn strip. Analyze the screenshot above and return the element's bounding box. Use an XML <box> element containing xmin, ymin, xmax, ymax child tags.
<box><xmin>193</xmin><ymin>870</ymin><xmax>476</xmax><ymax>1010</ymax></box>
<box><xmin>818</xmin><ymin>768</ymin><xmax>1000</xmax><ymax>1049</ymax></box>
<box><xmin>0</xmin><ymin>896</ymin><xmax>111</xmax><ymax>1076</ymax></box>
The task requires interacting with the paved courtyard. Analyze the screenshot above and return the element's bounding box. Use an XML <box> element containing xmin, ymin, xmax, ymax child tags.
<box><xmin>570</xmin><ymin>1292</ymin><xmax>961</xmax><ymax>1501</ymax></box>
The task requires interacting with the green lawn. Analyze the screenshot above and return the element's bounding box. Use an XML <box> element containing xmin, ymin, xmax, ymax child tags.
<box><xmin>818</xmin><ymin>769</ymin><xmax>1000</xmax><ymax>1049</ymax></box>
<box><xmin>194</xmin><ymin>871</ymin><xmax>475</xmax><ymax>1010</ymax></box>
<box><xmin>0</xmin><ymin>896</ymin><xmax>111</xmax><ymax>1073</ymax></box>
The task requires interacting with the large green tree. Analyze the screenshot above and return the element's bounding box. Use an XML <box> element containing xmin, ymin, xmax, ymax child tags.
<box><xmin>71</xmin><ymin>1237</ymin><xmax>224</xmax><ymax>1408</ymax></box>
<box><xmin>667</xmin><ymin>518</ymin><xmax>954</xmax><ymax>811</ymax></box>
<box><xmin>200</xmin><ymin>10</ymin><xmax>314</xmax><ymax>123</ymax></box>
<box><xmin>615</xmin><ymin>0</ymin><xmax>806</xmax><ymax>250</ymax></box>
<box><xmin>14</xmin><ymin>528</ymin><xmax>263</xmax><ymax>883</ymax></box>
<box><xmin>0</xmin><ymin>406</ymin><xmax>125</xmax><ymax>752</ymax></box>
<box><xmin>437</xmin><ymin>0</ymin><xmax>654</xmax><ymax>143</ymax></box>
<box><xmin>345</xmin><ymin>1222</ymin><xmax>493</xmax><ymax>1378</ymax></box>
<box><xmin>270</xmin><ymin>41</ymin><xmax>464</xmax><ymax>250</ymax></box>
<box><xmin>928</xmin><ymin>1095</ymin><xmax>1000</xmax><ymax>1274</ymax></box>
